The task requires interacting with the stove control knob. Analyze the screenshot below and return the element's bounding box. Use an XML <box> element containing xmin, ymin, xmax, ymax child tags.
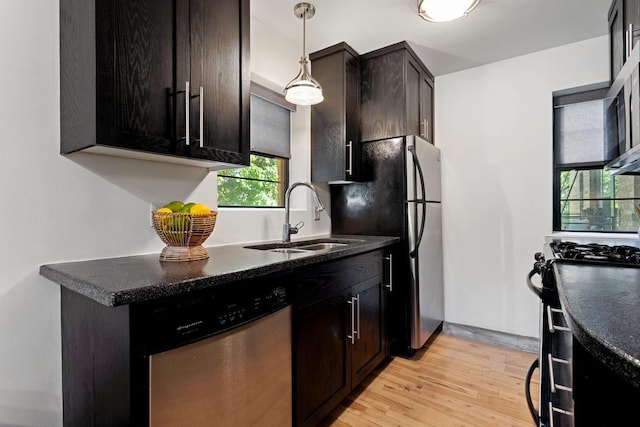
<box><xmin>267</xmin><ymin>287</ymin><xmax>286</xmax><ymax>306</ymax></box>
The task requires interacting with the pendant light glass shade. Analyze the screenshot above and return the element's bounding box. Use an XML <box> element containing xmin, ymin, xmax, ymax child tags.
<box><xmin>418</xmin><ymin>0</ymin><xmax>480</xmax><ymax>23</ymax></box>
<box><xmin>284</xmin><ymin>57</ymin><xmax>324</xmax><ymax>105</ymax></box>
<box><xmin>284</xmin><ymin>3</ymin><xmax>323</xmax><ymax>106</ymax></box>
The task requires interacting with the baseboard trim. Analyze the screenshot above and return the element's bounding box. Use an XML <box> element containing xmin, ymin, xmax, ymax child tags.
<box><xmin>443</xmin><ymin>322</ymin><xmax>539</xmax><ymax>354</ymax></box>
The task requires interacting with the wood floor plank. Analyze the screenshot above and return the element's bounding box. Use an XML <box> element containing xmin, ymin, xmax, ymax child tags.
<box><xmin>319</xmin><ymin>332</ymin><xmax>539</xmax><ymax>427</ymax></box>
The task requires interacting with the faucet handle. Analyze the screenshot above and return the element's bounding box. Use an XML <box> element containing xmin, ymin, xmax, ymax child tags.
<box><xmin>290</xmin><ymin>220</ymin><xmax>304</xmax><ymax>235</ymax></box>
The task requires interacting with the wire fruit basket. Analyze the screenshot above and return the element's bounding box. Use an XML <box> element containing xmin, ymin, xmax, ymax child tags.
<box><xmin>151</xmin><ymin>211</ymin><xmax>217</xmax><ymax>261</ymax></box>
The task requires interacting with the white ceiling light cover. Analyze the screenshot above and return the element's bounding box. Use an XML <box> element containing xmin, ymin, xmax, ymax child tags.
<box><xmin>418</xmin><ymin>0</ymin><xmax>480</xmax><ymax>22</ymax></box>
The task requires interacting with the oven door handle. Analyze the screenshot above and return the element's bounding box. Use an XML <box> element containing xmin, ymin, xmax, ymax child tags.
<box><xmin>527</xmin><ymin>268</ymin><xmax>543</xmax><ymax>299</ymax></box>
<box><xmin>525</xmin><ymin>357</ymin><xmax>540</xmax><ymax>425</ymax></box>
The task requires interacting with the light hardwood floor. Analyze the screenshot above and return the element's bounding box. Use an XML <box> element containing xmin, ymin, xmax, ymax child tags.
<box><xmin>319</xmin><ymin>332</ymin><xmax>539</xmax><ymax>427</ymax></box>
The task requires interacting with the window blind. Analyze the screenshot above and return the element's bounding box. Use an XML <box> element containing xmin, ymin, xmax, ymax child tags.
<box><xmin>553</xmin><ymin>86</ymin><xmax>616</xmax><ymax>167</ymax></box>
<box><xmin>250</xmin><ymin>87</ymin><xmax>291</xmax><ymax>159</ymax></box>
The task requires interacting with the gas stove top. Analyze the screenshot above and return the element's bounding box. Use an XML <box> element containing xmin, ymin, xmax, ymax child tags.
<box><xmin>550</xmin><ymin>241</ymin><xmax>640</xmax><ymax>266</ymax></box>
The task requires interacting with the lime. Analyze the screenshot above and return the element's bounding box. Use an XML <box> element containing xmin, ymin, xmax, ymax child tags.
<box><xmin>180</xmin><ymin>202</ymin><xmax>196</xmax><ymax>213</ymax></box>
<box><xmin>163</xmin><ymin>200</ymin><xmax>184</xmax><ymax>212</ymax></box>
<box><xmin>190</xmin><ymin>203</ymin><xmax>212</xmax><ymax>214</ymax></box>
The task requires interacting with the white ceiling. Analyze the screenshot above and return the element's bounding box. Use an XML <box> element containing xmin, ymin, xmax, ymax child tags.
<box><xmin>251</xmin><ymin>0</ymin><xmax>612</xmax><ymax>76</ymax></box>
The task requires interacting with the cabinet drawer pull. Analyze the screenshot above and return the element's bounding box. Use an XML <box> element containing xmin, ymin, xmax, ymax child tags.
<box><xmin>347</xmin><ymin>297</ymin><xmax>356</xmax><ymax>345</ymax></box>
<box><xmin>547</xmin><ymin>306</ymin><xmax>570</xmax><ymax>333</ymax></box>
<box><xmin>385</xmin><ymin>254</ymin><xmax>393</xmax><ymax>292</ymax></box>
<box><xmin>185</xmin><ymin>81</ymin><xmax>190</xmax><ymax>146</ymax></box>
<box><xmin>547</xmin><ymin>353</ymin><xmax>572</xmax><ymax>394</ymax></box>
<box><xmin>346</xmin><ymin>141</ymin><xmax>353</xmax><ymax>175</ymax></box>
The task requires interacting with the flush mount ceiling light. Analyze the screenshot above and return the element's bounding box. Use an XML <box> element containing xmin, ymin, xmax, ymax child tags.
<box><xmin>418</xmin><ymin>0</ymin><xmax>480</xmax><ymax>23</ymax></box>
<box><xmin>284</xmin><ymin>2</ymin><xmax>324</xmax><ymax>106</ymax></box>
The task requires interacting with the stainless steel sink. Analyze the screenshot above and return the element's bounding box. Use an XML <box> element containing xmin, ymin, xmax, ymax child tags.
<box><xmin>244</xmin><ymin>238</ymin><xmax>362</xmax><ymax>253</ymax></box>
<box><xmin>297</xmin><ymin>242</ymin><xmax>348</xmax><ymax>251</ymax></box>
<box><xmin>269</xmin><ymin>248</ymin><xmax>311</xmax><ymax>254</ymax></box>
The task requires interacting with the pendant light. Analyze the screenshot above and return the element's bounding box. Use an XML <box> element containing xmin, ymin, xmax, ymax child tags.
<box><xmin>284</xmin><ymin>2</ymin><xmax>324</xmax><ymax>106</ymax></box>
<box><xmin>418</xmin><ymin>0</ymin><xmax>480</xmax><ymax>23</ymax></box>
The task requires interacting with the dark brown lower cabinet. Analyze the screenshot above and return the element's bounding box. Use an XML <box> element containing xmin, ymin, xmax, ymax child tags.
<box><xmin>294</xmin><ymin>250</ymin><xmax>389</xmax><ymax>427</ymax></box>
<box><xmin>572</xmin><ymin>337</ymin><xmax>640</xmax><ymax>426</ymax></box>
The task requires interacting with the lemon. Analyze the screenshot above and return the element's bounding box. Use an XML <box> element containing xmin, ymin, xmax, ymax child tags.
<box><xmin>190</xmin><ymin>203</ymin><xmax>211</xmax><ymax>214</ymax></box>
<box><xmin>155</xmin><ymin>207</ymin><xmax>172</xmax><ymax>214</ymax></box>
<box><xmin>163</xmin><ymin>200</ymin><xmax>184</xmax><ymax>212</ymax></box>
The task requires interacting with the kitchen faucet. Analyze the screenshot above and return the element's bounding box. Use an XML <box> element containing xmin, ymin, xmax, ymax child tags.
<box><xmin>283</xmin><ymin>182</ymin><xmax>325</xmax><ymax>242</ymax></box>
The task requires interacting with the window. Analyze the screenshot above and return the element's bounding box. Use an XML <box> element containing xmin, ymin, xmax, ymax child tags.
<box><xmin>553</xmin><ymin>85</ymin><xmax>640</xmax><ymax>232</ymax></box>
<box><xmin>218</xmin><ymin>153</ymin><xmax>288</xmax><ymax>207</ymax></box>
<box><xmin>217</xmin><ymin>83</ymin><xmax>294</xmax><ymax>208</ymax></box>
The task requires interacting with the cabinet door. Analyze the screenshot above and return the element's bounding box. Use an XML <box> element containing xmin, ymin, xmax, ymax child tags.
<box><xmin>187</xmin><ymin>0</ymin><xmax>250</xmax><ymax>165</ymax></box>
<box><xmin>95</xmin><ymin>0</ymin><xmax>175</xmax><ymax>154</ymax></box>
<box><xmin>406</xmin><ymin>57</ymin><xmax>422</xmax><ymax>137</ymax></box>
<box><xmin>625</xmin><ymin>0</ymin><xmax>640</xmax><ymax>53</ymax></box>
<box><xmin>351</xmin><ymin>275</ymin><xmax>387</xmax><ymax>386</ymax></box>
<box><xmin>311</xmin><ymin>50</ymin><xmax>347</xmax><ymax>182</ymax></box>
<box><xmin>361</xmin><ymin>49</ymin><xmax>406</xmax><ymax>141</ymax></box>
<box><xmin>610</xmin><ymin>0</ymin><xmax>625</xmax><ymax>82</ymax></box>
<box><xmin>310</xmin><ymin>44</ymin><xmax>360</xmax><ymax>182</ymax></box>
<box><xmin>295</xmin><ymin>290</ymin><xmax>352</xmax><ymax>427</ymax></box>
<box><xmin>344</xmin><ymin>49</ymin><xmax>361</xmax><ymax>180</ymax></box>
<box><xmin>421</xmin><ymin>76</ymin><xmax>434</xmax><ymax>144</ymax></box>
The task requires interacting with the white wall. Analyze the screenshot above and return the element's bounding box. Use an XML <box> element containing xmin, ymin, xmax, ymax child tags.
<box><xmin>436</xmin><ymin>36</ymin><xmax>609</xmax><ymax>339</ymax></box>
<box><xmin>0</xmin><ymin>2</ymin><xmax>327</xmax><ymax>426</ymax></box>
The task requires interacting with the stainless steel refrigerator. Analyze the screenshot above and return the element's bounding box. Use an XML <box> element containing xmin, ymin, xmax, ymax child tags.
<box><xmin>330</xmin><ymin>135</ymin><xmax>444</xmax><ymax>355</ymax></box>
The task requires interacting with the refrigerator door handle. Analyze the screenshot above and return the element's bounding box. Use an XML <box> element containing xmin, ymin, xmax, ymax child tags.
<box><xmin>408</xmin><ymin>145</ymin><xmax>427</xmax><ymax>258</ymax></box>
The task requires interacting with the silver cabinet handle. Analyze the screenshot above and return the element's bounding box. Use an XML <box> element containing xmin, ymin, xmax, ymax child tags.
<box><xmin>347</xmin><ymin>297</ymin><xmax>356</xmax><ymax>345</ymax></box>
<box><xmin>185</xmin><ymin>81</ymin><xmax>190</xmax><ymax>146</ymax></box>
<box><xmin>547</xmin><ymin>306</ymin><xmax>571</xmax><ymax>333</ymax></box>
<box><xmin>198</xmin><ymin>86</ymin><xmax>204</xmax><ymax>148</ymax></box>
<box><xmin>346</xmin><ymin>141</ymin><xmax>353</xmax><ymax>176</ymax></box>
<box><xmin>420</xmin><ymin>119</ymin><xmax>428</xmax><ymax>138</ymax></box>
<box><xmin>385</xmin><ymin>254</ymin><xmax>393</xmax><ymax>292</ymax></box>
<box><xmin>355</xmin><ymin>294</ymin><xmax>360</xmax><ymax>340</ymax></box>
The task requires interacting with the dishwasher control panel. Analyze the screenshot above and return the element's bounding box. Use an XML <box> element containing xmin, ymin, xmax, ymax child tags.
<box><xmin>142</xmin><ymin>276</ymin><xmax>291</xmax><ymax>354</ymax></box>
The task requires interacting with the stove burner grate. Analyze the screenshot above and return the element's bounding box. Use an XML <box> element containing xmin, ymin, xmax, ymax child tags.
<box><xmin>551</xmin><ymin>241</ymin><xmax>640</xmax><ymax>266</ymax></box>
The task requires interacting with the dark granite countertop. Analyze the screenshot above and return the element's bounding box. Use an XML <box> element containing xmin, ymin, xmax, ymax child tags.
<box><xmin>40</xmin><ymin>235</ymin><xmax>398</xmax><ymax>307</ymax></box>
<box><xmin>554</xmin><ymin>261</ymin><xmax>640</xmax><ymax>388</ymax></box>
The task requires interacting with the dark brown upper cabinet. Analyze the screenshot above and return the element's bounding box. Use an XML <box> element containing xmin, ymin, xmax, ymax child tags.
<box><xmin>609</xmin><ymin>0</ymin><xmax>640</xmax><ymax>83</ymax></box>
<box><xmin>361</xmin><ymin>42</ymin><xmax>435</xmax><ymax>144</ymax></box>
<box><xmin>60</xmin><ymin>0</ymin><xmax>250</xmax><ymax>169</ymax></box>
<box><xmin>610</xmin><ymin>0</ymin><xmax>625</xmax><ymax>82</ymax></box>
<box><xmin>309</xmin><ymin>42</ymin><xmax>361</xmax><ymax>182</ymax></box>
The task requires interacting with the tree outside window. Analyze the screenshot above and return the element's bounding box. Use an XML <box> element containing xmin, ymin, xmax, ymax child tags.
<box><xmin>217</xmin><ymin>153</ymin><xmax>287</xmax><ymax>207</ymax></box>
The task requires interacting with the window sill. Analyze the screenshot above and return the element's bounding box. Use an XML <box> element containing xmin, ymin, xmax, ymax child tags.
<box><xmin>547</xmin><ymin>231</ymin><xmax>638</xmax><ymax>241</ymax></box>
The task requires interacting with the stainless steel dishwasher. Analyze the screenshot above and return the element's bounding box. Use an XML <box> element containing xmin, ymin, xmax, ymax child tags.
<box><xmin>146</xmin><ymin>280</ymin><xmax>292</xmax><ymax>427</ymax></box>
